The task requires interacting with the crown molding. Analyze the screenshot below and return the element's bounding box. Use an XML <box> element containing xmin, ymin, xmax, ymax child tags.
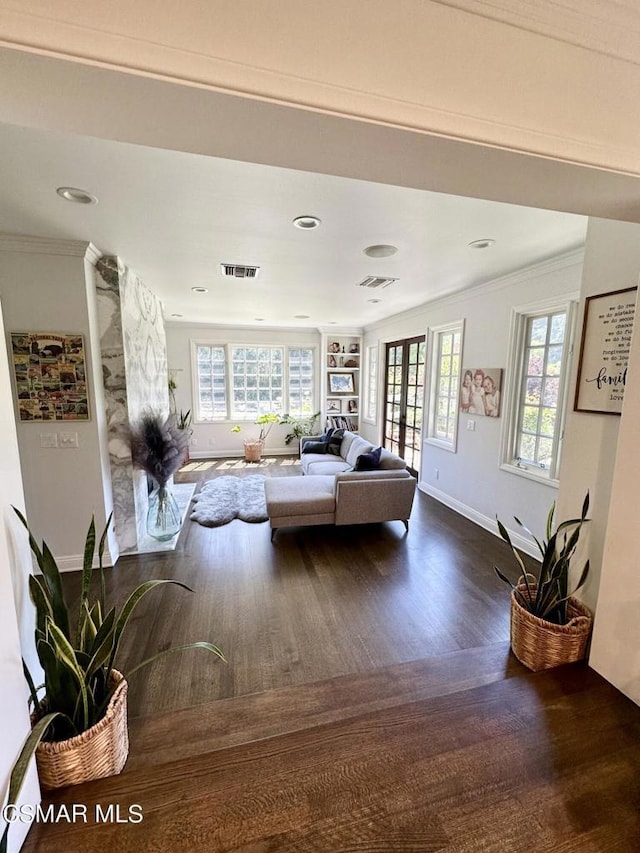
<box><xmin>364</xmin><ymin>247</ymin><xmax>585</xmax><ymax>333</ymax></box>
<box><xmin>1</xmin><ymin>4</ymin><xmax>640</xmax><ymax>176</ymax></box>
<box><xmin>0</xmin><ymin>233</ymin><xmax>95</xmax><ymax>257</ymax></box>
<box><xmin>84</xmin><ymin>242</ymin><xmax>103</xmax><ymax>265</ymax></box>
<box><xmin>437</xmin><ymin>0</ymin><xmax>640</xmax><ymax>67</ymax></box>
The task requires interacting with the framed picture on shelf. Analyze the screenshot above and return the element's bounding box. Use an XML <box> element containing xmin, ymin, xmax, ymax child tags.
<box><xmin>328</xmin><ymin>372</ymin><xmax>355</xmax><ymax>394</ymax></box>
<box><xmin>347</xmin><ymin>399</ymin><xmax>358</xmax><ymax>414</ymax></box>
<box><xmin>327</xmin><ymin>399</ymin><xmax>341</xmax><ymax>413</ymax></box>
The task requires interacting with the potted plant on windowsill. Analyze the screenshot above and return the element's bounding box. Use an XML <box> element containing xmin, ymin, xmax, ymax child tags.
<box><xmin>1</xmin><ymin>511</ymin><xmax>223</xmax><ymax>853</ymax></box>
<box><xmin>494</xmin><ymin>492</ymin><xmax>592</xmax><ymax>672</ymax></box>
<box><xmin>232</xmin><ymin>413</ymin><xmax>280</xmax><ymax>462</ymax></box>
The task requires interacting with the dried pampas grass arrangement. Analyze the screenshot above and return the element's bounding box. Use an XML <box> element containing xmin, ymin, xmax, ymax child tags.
<box><xmin>129</xmin><ymin>411</ymin><xmax>190</xmax><ymax>487</ymax></box>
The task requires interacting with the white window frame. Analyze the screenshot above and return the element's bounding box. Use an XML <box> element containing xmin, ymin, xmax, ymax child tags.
<box><xmin>500</xmin><ymin>295</ymin><xmax>578</xmax><ymax>486</ymax></box>
<box><xmin>192</xmin><ymin>342</ymin><xmax>228</xmax><ymax>423</ymax></box>
<box><xmin>363</xmin><ymin>343</ymin><xmax>378</xmax><ymax>423</ymax></box>
<box><xmin>191</xmin><ymin>341</ymin><xmax>317</xmax><ymax>423</ymax></box>
<box><xmin>425</xmin><ymin>320</ymin><xmax>464</xmax><ymax>453</ymax></box>
<box><xmin>287</xmin><ymin>346</ymin><xmax>316</xmax><ymax>418</ymax></box>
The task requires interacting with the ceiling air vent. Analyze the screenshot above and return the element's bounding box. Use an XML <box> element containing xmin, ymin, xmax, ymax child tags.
<box><xmin>357</xmin><ymin>276</ymin><xmax>398</xmax><ymax>289</ymax></box>
<box><xmin>220</xmin><ymin>264</ymin><xmax>260</xmax><ymax>279</ymax></box>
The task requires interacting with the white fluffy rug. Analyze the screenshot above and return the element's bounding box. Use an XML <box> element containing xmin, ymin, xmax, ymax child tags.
<box><xmin>190</xmin><ymin>475</ymin><xmax>268</xmax><ymax>527</ymax></box>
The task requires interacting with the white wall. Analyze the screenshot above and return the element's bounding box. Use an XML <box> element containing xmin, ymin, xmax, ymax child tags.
<box><xmin>0</xmin><ymin>237</ymin><xmax>111</xmax><ymax>566</ymax></box>
<box><xmin>589</xmin><ymin>259</ymin><xmax>640</xmax><ymax>703</ymax></box>
<box><xmin>557</xmin><ymin>219</ymin><xmax>640</xmax><ymax>703</ymax></box>
<box><xmin>165</xmin><ymin>323</ymin><xmax>321</xmax><ymax>456</ymax></box>
<box><xmin>362</xmin><ymin>251</ymin><xmax>585</xmax><ymax>552</ymax></box>
<box><xmin>556</xmin><ymin>218</ymin><xmax>640</xmax><ymax>612</ymax></box>
<box><xmin>0</xmin><ymin>298</ymin><xmax>40</xmax><ymax>853</ymax></box>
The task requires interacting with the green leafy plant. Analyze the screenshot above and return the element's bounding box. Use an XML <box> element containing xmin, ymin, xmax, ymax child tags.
<box><xmin>1</xmin><ymin>510</ymin><xmax>223</xmax><ymax>853</ymax></box>
<box><xmin>231</xmin><ymin>413</ymin><xmax>280</xmax><ymax>443</ymax></box>
<box><xmin>280</xmin><ymin>411</ymin><xmax>320</xmax><ymax>445</ymax></box>
<box><xmin>177</xmin><ymin>408</ymin><xmax>193</xmax><ymax>432</ymax></box>
<box><xmin>494</xmin><ymin>492</ymin><xmax>590</xmax><ymax>625</ymax></box>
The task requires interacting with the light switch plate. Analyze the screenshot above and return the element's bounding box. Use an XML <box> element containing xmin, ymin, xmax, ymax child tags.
<box><xmin>59</xmin><ymin>431</ymin><xmax>79</xmax><ymax>448</ymax></box>
<box><xmin>466</xmin><ymin>419</ymin><xmax>476</xmax><ymax>431</ymax></box>
<box><xmin>40</xmin><ymin>433</ymin><xmax>58</xmax><ymax>448</ymax></box>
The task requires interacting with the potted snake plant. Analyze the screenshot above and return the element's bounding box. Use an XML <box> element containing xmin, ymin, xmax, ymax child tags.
<box><xmin>1</xmin><ymin>510</ymin><xmax>223</xmax><ymax>853</ymax></box>
<box><xmin>494</xmin><ymin>492</ymin><xmax>592</xmax><ymax>671</ymax></box>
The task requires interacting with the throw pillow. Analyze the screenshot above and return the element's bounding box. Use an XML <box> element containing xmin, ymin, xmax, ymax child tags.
<box><xmin>327</xmin><ymin>428</ymin><xmax>345</xmax><ymax>456</ymax></box>
<box><xmin>302</xmin><ymin>440</ymin><xmax>329</xmax><ymax>454</ymax></box>
<box><xmin>354</xmin><ymin>446</ymin><xmax>382</xmax><ymax>471</ymax></box>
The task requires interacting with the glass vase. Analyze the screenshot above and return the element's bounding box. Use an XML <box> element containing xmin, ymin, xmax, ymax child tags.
<box><xmin>147</xmin><ymin>484</ymin><xmax>181</xmax><ymax>541</ymax></box>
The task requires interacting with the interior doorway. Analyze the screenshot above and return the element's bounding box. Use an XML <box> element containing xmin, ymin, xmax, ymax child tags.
<box><xmin>383</xmin><ymin>336</ymin><xmax>426</xmax><ymax>476</ymax></box>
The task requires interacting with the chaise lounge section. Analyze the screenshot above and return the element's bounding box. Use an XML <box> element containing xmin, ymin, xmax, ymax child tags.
<box><xmin>264</xmin><ymin>430</ymin><xmax>416</xmax><ymax>539</ymax></box>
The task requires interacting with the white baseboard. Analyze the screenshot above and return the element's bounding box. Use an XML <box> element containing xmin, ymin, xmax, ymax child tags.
<box><xmin>418</xmin><ymin>482</ymin><xmax>539</xmax><ymax>560</ymax></box>
<box><xmin>188</xmin><ymin>446</ymin><xmax>295</xmax><ymax>460</ymax></box>
<box><xmin>41</xmin><ymin>554</ymin><xmax>116</xmax><ymax>574</ymax></box>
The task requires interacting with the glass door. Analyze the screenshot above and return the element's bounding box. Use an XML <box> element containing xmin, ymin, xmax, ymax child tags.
<box><xmin>383</xmin><ymin>336</ymin><xmax>425</xmax><ymax>476</ymax></box>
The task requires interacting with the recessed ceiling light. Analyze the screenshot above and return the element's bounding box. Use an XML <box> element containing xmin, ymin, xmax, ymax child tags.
<box><xmin>367</xmin><ymin>298</ymin><xmax>382</xmax><ymax>304</ymax></box>
<box><xmin>364</xmin><ymin>244</ymin><xmax>397</xmax><ymax>258</ymax></box>
<box><xmin>191</xmin><ymin>287</ymin><xmax>208</xmax><ymax>293</ymax></box>
<box><xmin>328</xmin><ymin>321</ymin><xmax>338</xmax><ymax>325</ymax></box>
<box><xmin>293</xmin><ymin>215</ymin><xmax>321</xmax><ymax>230</ymax></box>
<box><xmin>254</xmin><ymin>317</ymin><xmax>265</xmax><ymax>322</ymax></box>
<box><xmin>170</xmin><ymin>313</ymin><xmax>183</xmax><ymax>318</ymax></box>
<box><xmin>294</xmin><ymin>314</ymin><xmax>310</xmax><ymax>319</ymax></box>
<box><xmin>56</xmin><ymin>186</ymin><xmax>98</xmax><ymax>205</ymax></box>
<box><xmin>468</xmin><ymin>238</ymin><xmax>496</xmax><ymax>249</ymax></box>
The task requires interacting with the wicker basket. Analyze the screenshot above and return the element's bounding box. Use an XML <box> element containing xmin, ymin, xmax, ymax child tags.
<box><xmin>35</xmin><ymin>670</ymin><xmax>129</xmax><ymax>791</ymax></box>
<box><xmin>510</xmin><ymin>586</ymin><xmax>592</xmax><ymax>672</ymax></box>
<box><xmin>243</xmin><ymin>439</ymin><xmax>263</xmax><ymax>462</ymax></box>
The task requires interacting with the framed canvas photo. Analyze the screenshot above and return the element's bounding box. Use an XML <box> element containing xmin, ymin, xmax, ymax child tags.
<box><xmin>326</xmin><ymin>398</ymin><xmax>341</xmax><ymax>413</ymax></box>
<box><xmin>574</xmin><ymin>286</ymin><xmax>637</xmax><ymax>415</ymax></box>
<box><xmin>328</xmin><ymin>372</ymin><xmax>355</xmax><ymax>394</ymax></box>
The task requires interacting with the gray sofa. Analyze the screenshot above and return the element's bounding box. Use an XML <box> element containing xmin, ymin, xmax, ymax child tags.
<box><xmin>264</xmin><ymin>430</ymin><xmax>416</xmax><ymax>539</ymax></box>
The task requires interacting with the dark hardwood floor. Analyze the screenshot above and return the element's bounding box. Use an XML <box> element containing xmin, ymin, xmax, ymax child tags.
<box><xmin>19</xmin><ymin>456</ymin><xmax>640</xmax><ymax>851</ymax></box>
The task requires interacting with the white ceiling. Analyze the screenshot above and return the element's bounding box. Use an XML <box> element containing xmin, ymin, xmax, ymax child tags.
<box><xmin>0</xmin><ymin>121</ymin><xmax>587</xmax><ymax>329</ymax></box>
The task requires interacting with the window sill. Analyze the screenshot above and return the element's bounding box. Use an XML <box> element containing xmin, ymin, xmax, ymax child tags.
<box><xmin>424</xmin><ymin>436</ymin><xmax>457</xmax><ymax>454</ymax></box>
<box><xmin>500</xmin><ymin>462</ymin><xmax>559</xmax><ymax>488</ymax></box>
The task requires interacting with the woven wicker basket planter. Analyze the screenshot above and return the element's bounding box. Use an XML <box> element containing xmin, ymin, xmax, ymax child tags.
<box><xmin>243</xmin><ymin>439</ymin><xmax>263</xmax><ymax>462</ymax></box>
<box><xmin>510</xmin><ymin>586</ymin><xmax>592</xmax><ymax>672</ymax></box>
<box><xmin>35</xmin><ymin>670</ymin><xmax>129</xmax><ymax>791</ymax></box>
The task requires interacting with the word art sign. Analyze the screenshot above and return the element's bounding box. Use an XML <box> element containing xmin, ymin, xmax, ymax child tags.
<box><xmin>574</xmin><ymin>287</ymin><xmax>637</xmax><ymax>415</ymax></box>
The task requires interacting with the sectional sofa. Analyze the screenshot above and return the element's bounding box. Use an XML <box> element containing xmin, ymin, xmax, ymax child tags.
<box><xmin>264</xmin><ymin>430</ymin><xmax>416</xmax><ymax>539</ymax></box>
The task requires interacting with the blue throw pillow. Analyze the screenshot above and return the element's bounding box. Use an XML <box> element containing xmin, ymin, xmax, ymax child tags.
<box><xmin>327</xmin><ymin>428</ymin><xmax>345</xmax><ymax>456</ymax></box>
<box><xmin>303</xmin><ymin>440</ymin><xmax>329</xmax><ymax>454</ymax></box>
<box><xmin>354</xmin><ymin>446</ymin><xmax>382</xmax><ymax>471</ymax></box>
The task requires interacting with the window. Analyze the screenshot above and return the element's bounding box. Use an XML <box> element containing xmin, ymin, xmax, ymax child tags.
<box><xmin>195</xmin><ymin>344</ymin><xmax>227</xmax><ymax>421</ymax></box>
<box><xmin>193</xmin><ymin>343</ymin><xmax>315</xmax><ymax>422</ymax></box>
<box><xmin>364</xmin><ymin>344</ymin><xmax>378</xmax><ymax>421</ymax></box>
<box><xmin>231</xmin><ymin>346</ymin><xmax>284</xmax><ymax>418</ymax></box>
<box><xmin>426</xmin><ymin>321</ymin><xmax>463</xmax><ymax>451</ymax></box>
<box><xmin>502</xmin><ymin>301</ymin><xmax>576</xmax><ymax>483</ymax></box>
<box><xmin>287</xmin><ymin>347</ymin><xmax>314</xmax><ymax>416</ymax></box>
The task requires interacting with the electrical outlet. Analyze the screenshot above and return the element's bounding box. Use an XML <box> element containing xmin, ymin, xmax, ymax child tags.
<box><xmin>466</xmin><ymin>419</ymin><xmax>476</xmax><ymax>431</ymax></box>
<box><xmin>434</xmin><ymin>467</ymin><xmax>439</xmax><ymax>480</ymax></box>
<box><xmin>190</xmin><ymin>437</ymin><xmax>197</xmax><ymax>446</ymax></box>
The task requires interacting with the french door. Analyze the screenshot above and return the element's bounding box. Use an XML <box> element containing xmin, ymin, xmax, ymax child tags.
<box><xmin>383</xmin><ymin>336</ymin><xmax>426</xmax><ymax>476</ymax></box>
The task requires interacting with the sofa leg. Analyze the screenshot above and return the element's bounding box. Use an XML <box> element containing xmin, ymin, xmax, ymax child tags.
<box><xmin>403</xmin><ymin>519</ymin><xmax>409</xmax><ymax>533</ymax></box>
<box><xmin>270</xmin><ymin>527</ymin><xmax>277</xmax><ymax>542</ymax></box>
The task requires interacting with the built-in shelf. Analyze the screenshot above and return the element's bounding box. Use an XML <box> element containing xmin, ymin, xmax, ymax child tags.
<box><xmin>321</xmin><ymin>331</ymin><xmax>362</xmax><ymax>432</ymax></box>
